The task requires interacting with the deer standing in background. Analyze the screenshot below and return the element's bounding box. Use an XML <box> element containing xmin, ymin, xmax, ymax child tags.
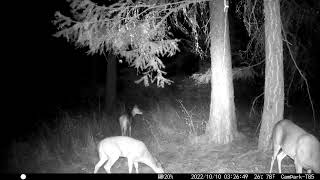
<box><xmin>119</xmin><ymin>105</ymin><xmax>143</xmax><ymax>137</ymax></box>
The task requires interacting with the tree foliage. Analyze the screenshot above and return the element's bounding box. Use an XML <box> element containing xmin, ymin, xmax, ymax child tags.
<box><xmin>53</xmin><ymin>0</ymin><xmax>210</xmax><ymax>87</ymax></box>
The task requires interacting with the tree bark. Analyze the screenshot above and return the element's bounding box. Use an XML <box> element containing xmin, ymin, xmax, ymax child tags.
<box><xmin>105</xmin><ymin>53</ymin><xmax>117</xmax><ymax>114</ymax></box>
<box><xmin>258</xmin><ymin>0</ymin><xmax>284</xmax><ymax>151</ymax></box>
<box><xmin>205</xmin><ymin>0</ymin><xmax>237</xmax><ymax>144</ymax></box>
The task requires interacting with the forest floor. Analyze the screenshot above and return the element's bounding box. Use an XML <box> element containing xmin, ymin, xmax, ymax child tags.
<box><xmin>4</xmin><ymin>79</ymin><xmax>319</xmax><ymax>174</ymax></box>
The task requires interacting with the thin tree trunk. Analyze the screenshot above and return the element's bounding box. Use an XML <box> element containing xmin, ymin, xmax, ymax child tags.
<box><xmin>105</xmin><ymin>54</ymin><xmax>117</xmax><ymax>114</ymax></box>
<box><xmin>91</xmin><ymin>56</ymin><xmax>99</xmax><ymax>88</ymax></box>
<box><xmin>258</xmin><ymin>0</ymin><xmax>284</xmax><ymax>151</ymax></box>
<box><xmin>205</xmin><ymin>0</ymin><xmax>237</xmax><ymax>144</ymax></box>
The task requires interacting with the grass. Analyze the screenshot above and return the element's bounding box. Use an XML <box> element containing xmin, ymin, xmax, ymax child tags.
<box><xmin>8</xmin><ymin>111</ymin><xmax>109</xmax><ymax>173</ymax></box>
<box><xmin>9</xmin><ymin>78</ymin><xmax>313</xmax><ymax>173</ymax></box>
<box><xmin>7</xmin><ymin>82</ymin><xmax>212</xmax><ymax>173</ymax></box>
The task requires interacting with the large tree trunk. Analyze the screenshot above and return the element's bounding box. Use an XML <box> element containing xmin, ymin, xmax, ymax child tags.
<box><xmin>105</xmin><ymin>54</ymin><xmax>117</xmax><ymax>114</ymax></box>
<box><xmin>205</xmin><ymin>0</ymin><xmax>237</xmax><ymax>144</ymax></box>
<box><xmin>258</xmin><ymin>0</ymin><xmax>284</xmax><ymax>151</ymax></box>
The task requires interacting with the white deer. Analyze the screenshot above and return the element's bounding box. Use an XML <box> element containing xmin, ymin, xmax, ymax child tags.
<box><xmin>94</xmin><ymin>136</ymin><xmax>164</xmax><ymax>173</ymax></box>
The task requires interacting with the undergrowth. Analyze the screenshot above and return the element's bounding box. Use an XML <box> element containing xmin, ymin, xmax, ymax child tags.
<box><xmin>8</xmin><ymin>94</ymin><xmax>208</xmax><ymax>173</ymax></box>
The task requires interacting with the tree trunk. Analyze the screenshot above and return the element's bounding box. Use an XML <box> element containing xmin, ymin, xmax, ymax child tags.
<box><xmin>91</xmin><ymin>55</ymin><xmax>99</xmax><ymax>88</ymax></box>
<box><xmin>105</xmin><ymin>54</ymin><xmax>117</xmax><ymax>114</ymax></box>
<box><xmin>205</xmin><ymin>0</ymin><xmax>237</xmax><ymax>144</ymax></box>
<box><xmin>258</xmin><ymin>0</ymin><xmax>284</xmax><ymax>151</ymax></box>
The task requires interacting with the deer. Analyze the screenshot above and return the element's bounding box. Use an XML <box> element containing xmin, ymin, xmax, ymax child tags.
<box><xmin>269</xmin><ymin>119</ymin><xmax>320</xmax><ymax>173</ymax></box>
<box><xmin>94</xmin><ymin>136</ymin><xmax>164</xmax><ymax>173</ymax></box>
<box><xmin>119</xmin><ymin>105</ymin><xmax>143</xmax><ymax>137</ymax></box>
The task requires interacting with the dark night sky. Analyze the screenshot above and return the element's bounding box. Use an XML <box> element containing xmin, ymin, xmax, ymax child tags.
<box><xmin>7</xmin><ymin>1</ymin><xmax>92</xmax><ymax>137</ymax></box>
<box><xmin>6</xmin><ymin>0</ymin><xmax>320</xmax><ymax>140</ymax></box>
